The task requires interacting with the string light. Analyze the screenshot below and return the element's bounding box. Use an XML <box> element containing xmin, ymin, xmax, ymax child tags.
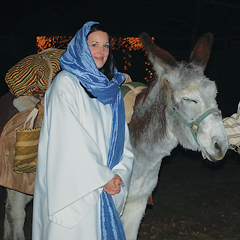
<box><xmin>36</xmin><ymin>36</ymin><xmax>154</xmax><ymax>82</ymax></box>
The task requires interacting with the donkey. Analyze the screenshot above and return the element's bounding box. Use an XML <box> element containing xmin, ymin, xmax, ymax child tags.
<box><xmin>120</xmin><ymin>32</ymin><xmax>229</xmax><ymax>240</ymax></box>
<box><xmin>1</xmin><ymin>32</ymin><xmax>228</xmax><ymax>240</ymax></box>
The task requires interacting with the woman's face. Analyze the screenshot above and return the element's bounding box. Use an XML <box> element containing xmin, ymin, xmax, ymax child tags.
<box><xmin>87</xmin><ymin>31</ymin><xmax>110</xmax><ymax>69</ymax></box>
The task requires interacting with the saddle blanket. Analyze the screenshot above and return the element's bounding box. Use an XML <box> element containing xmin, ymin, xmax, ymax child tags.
<box><xmin>223</xmin><ymin>102</ymin><xmax>240</xmax><ymax>147</ymax></box>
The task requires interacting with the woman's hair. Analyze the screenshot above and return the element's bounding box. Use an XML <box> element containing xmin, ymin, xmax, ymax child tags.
<box><xmin>87</xmin><ymin>24</ymin><xmax>115</xmax><ymax>80</ymax></box>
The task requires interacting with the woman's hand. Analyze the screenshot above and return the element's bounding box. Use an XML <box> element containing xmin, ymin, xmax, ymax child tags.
<box><xmin>104</xmin><ymin>174</ymin><xmax>123</xmax><ymax>195</ymax></box>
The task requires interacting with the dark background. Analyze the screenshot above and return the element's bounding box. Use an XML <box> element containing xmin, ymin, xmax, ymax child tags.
<box><xmin>1</xmin><ymin>0</ymin><xmax>240</xmax><ymax>117</ymax></box>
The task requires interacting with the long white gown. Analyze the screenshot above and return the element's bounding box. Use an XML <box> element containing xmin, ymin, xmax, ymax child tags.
<box><xmin>32</xmin><ymin>70</ymin><xmax>134</xmax><ymax>240</ymax></box>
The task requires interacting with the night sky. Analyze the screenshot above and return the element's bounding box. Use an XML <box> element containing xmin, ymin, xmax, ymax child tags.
<box><xmin>1</xmin><ymin>0</ymin><xmax>240</xmax><ymax>115</ymax></box>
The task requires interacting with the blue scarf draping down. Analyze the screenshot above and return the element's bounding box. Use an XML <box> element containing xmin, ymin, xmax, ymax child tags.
<box><xmin>60</xmin><ymin>21</ymin><xmax>126</xmax><ymax>240</ymax></box>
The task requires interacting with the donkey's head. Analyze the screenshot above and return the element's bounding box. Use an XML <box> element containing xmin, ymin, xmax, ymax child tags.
<box><xmin>140</xmin><ymin>33</ymin><xmax>228</xmax><ymax>161</ymax></box>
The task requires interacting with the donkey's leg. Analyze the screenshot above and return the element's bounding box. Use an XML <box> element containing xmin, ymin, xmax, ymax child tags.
<box><xmin>121</xmin><ymin>193</ymin><xmax>149</xmax><ymax>240</ymax></box>
<box><xmin>4</xmin><ymin>189</ymin><xmax>33</xmax><ymax>240</ymax></box>
<box><xmin>122</xmin><ymin>163</ymin><xmax>161</xmax><ymax>240</ymax></box>
<box><xmin>0</xmin><ymin>186</ymin><xmax>7</xmax><ymax>228</ymax></box>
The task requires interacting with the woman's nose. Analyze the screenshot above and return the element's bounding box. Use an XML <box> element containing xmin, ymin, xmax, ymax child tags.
<box><xmin>98</xmin><ymin>46</ymin><xmax>104</xmax><ymax>54</ymax></box>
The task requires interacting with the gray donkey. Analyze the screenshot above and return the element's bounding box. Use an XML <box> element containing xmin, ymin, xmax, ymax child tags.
<box><xmin>121</xmin><ymin>32</ymin><xmax>228</xmax><ymax>240</ymax></box>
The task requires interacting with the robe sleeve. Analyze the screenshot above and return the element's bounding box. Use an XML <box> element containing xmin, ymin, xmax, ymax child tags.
<box><xmin>112</xmin><ymin>122</ymin><xmax>134</xmax><ymax>215</ymax></box>
<box><xmin>40</xmin><ymin>91</ymin><xmax>115</xmax><ymax>228</ymax></box>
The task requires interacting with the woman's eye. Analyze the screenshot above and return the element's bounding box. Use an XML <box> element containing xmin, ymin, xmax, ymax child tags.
<box><xmin>104</xmin><ymin>44</ymin><xmax>109</xmax><ymax>48</ymax></box>
<box><xmin>183</xmin><ymin>98</ymin><xmax>198</xmax><ymax>104</ymax></box>
<box><xmin>92</xmin><ymin>43</ymin><xmax>97</xmax><ymax>47</ymax></box>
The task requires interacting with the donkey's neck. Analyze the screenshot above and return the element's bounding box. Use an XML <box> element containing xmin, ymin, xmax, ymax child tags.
<box><xmin>129</xmin><ymin>79</ymin><xmax>178</xmax><ymax>159</ymax></box>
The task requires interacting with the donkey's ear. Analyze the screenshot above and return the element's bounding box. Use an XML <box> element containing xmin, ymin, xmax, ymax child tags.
<box><xmin>189</xmin><ymin>33</ymin><xmax>214</xmax><ymax>71</ymax></box>
<box><xmin>139</xmin><ymin>32</ymin><xmax>177</xmax><ymax>74</ymax></box>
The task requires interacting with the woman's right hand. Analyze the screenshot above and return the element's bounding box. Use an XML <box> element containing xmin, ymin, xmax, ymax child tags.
<box><xmin>104</xmin><ymin>174</ymin><xmax>123</xmax><ymax>195</ymax></box>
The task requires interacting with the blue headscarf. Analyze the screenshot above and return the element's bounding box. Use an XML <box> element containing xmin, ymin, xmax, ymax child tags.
<box><xmin>60</xmin><ymin>21</ymin><xmax>126</xmax><ymax>240</ymax></box>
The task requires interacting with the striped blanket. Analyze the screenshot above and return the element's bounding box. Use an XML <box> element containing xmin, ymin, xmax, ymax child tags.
<box><xmin>5</xmin><ymin>49</ymin><xmax>65</xmax><ymax>97</ymax></box>
<box><xmin>223</xmin><ymin>102</ymin><xmax>240</xmax><ymax>147</ymax></box>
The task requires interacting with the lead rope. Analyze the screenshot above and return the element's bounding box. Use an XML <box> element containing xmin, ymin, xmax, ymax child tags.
<box><xmin>39</xmin><ymin>49</ymin><xmax>55</xmax><ymax>87</ymax></box>
<box><xmin>229</xmin><ymin>143</ymin><xmax>240</xmax><ymax>154</ymax></box>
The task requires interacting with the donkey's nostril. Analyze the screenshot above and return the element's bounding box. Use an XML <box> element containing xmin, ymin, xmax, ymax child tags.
<box><xmin>214</xmin><ymin>141</ymin><xmax>221</xmax><ymax>151</ymax></box>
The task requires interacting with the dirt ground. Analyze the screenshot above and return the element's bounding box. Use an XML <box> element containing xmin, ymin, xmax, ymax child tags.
<box><xmin>1</xmin><ymin>146</ymin><xmax>240</xmax><ymax>240</ymax></box>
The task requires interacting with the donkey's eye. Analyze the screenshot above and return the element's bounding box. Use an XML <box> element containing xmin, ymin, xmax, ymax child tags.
<box><xmin>183</xmin><ymin>98</ymin><xmax>198</xmax><ymax>104</ymax></box>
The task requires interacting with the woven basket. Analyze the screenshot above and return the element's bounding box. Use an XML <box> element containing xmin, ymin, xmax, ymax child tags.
<box><xmin>13</xmin><ymin>127</ymin><xmax>41</xmax><ymax>173</ymax></box>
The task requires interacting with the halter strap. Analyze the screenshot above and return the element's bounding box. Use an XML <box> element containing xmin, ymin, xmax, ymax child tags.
<box><xmin>167</xmin><ymin>89</ymin><xmax>221</xmax><ymax>145</ymax></box>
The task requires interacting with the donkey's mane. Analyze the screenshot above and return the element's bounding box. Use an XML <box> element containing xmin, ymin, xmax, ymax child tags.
<box><xmin>129</xmin><ymin>77</ymin><xmax>168</xmax><ymax>143</ymax></box>
<box><xmin>134</xmin><ymin>80</ymin><xmax>155</xmax><ymax>108</ymax></box>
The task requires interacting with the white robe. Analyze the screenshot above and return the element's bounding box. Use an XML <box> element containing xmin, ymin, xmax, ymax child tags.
<box><xmin>32</xmin><ymin>70</ymin><xmax>134</xmax><ymax>240</ymax></box>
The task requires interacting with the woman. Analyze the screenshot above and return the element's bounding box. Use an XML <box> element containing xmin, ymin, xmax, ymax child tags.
<box><xmin>32</xmin><ymin>21</ymin><xmax>134</xmax><ymax>239</ymax></box>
